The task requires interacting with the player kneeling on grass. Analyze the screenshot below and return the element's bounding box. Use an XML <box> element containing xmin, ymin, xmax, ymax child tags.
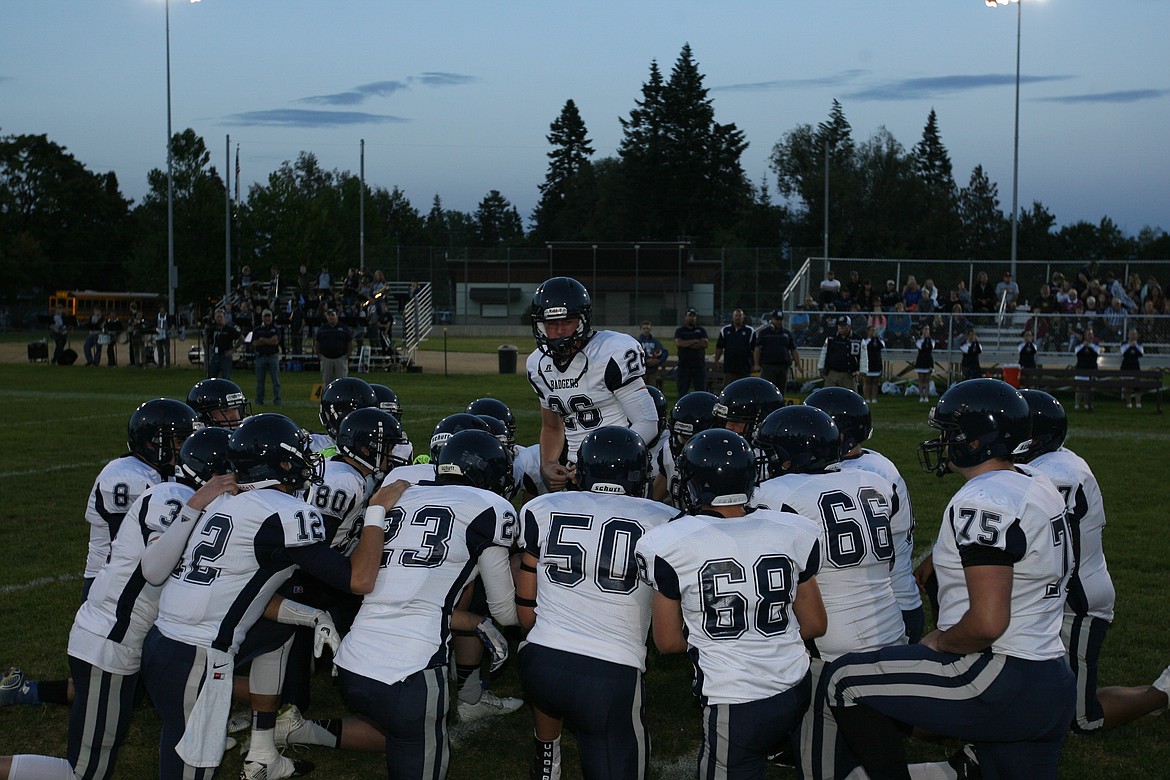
<box><xmin>516</xmin><ymin>426</ymin><xmax>676</xmax><ymax>780</ymax></box>
<box><xmin>635</xmin><ymin>429</ymin><xmax>827</xmax><ymax>779</ymax></box>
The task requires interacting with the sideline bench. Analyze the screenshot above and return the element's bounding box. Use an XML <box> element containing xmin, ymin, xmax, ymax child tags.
<box><xmin>1020</xmin><ymin>366</ymin><xmax>1164</xmax><ymax>413</ymax></box>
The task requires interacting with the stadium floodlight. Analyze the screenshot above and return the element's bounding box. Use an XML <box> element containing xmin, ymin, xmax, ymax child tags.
<box><xmin>986</xmin><ymin>0</ymin><xmax>1022</xmax><ymax>282</ymax></box>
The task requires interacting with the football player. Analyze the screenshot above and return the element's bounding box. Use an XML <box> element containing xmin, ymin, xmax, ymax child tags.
<box><xmin>517</xmin><ymin>427</ymin><xmax>675</xmax><ymax>780</ymax></box>
<box><xmin>310</xmin><ymin>376</ymin><xmax>378</xmax><ymax>457</ymax></box>
<box><xmin>826</xmin><ymin>379</ymin><xmax>1075</xmax><ymax>779</ymax></box>
<box><xmin>712</xmin><ymin>376</ymin><xmax>786</xmax><ymax>483</ymax></box>
<box><xmin>651</xmin><ymin>390</ymin><xmax>718</xmax><ymax>507</ymax></box>
<box><xmin>527</xmin><ymin>276</ymin><xmax>659</xmax><ymax>491</ymax></box>
<box><xmin>636</xmin><ymin>429</ymin><xmax>826</xmax><ymax>779</ymax></box>
<box><xmin>752</xmin><ymin>405</ymin><xmax>904</xmax><ymax>780</ymax></box>
<box><xmin>370</xmin><ymin>383</ymin><xmax>415</xmax><ymax>467</ymax></box>
<box><xmin>334</xmin><ymin>430</ymin><xmax>520</xmax><ymax>779</ymax></box>
<box><xmin>187</xmin><ymin>377</ymin><xmax>252</xmax><ymax>430</ymax></box>
<box><xmin>82</xmin><ymin>399</ymin><xmax>205</xmax><ymax>599</ymax></box>
<box><xmin>140</xmin><ymin>414</ymin><xmax>402</xmax><ymax>780</ymax></box>
<box><xmin>805</xmin><ymin>387</ymin><xmax>924</xmax><ymax>644</ymax></box>
<box><xmin>0</xmin><ymin>429</ymin><xmax>236</xmax><ymax>780</ymax></box>
<box><xmin>1018</xmin><ymin>389</ymin><xmax>1170</xmax><ymax>732</ymax></box>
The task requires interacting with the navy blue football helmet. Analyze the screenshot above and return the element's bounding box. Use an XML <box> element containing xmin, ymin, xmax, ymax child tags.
<box><xmin>429</xmin><ymin>413</ymin><xmax>492</xmax><ymax>462</ymax></box>
<box><xmin>669</xmin><ymin>391</ymin><xmax>719</xmax><ymax>459</ymax></box>
<box><xmin>466</xmin><ymin>398</ymin><xmax>516</xmax><ymax>446</ymax></box>
<box><xmin>918</xmin><ymin>379</ymin><xmax>1032</xmax><ymax>476</ymax></box>
<box><xmin>575</xmin><ymin>426</ymin><xmax>651</xmax><ymax>497</ymax></box>
<box><xmin>677</xmin><ymin>429</ymin><xmax>756</xmax><ymax>513</ymax></box>
<box><xmin>369</xmin><ymin>383</ymin><xmax>404</xmax><ymax>421</ymax></box>
<box><xmin>229</xmin><ymin>413</ymin><xmax>324</xmax><ymax>490</ymax></box>
<box><xmin>177</xmin><ymin>427</ymin><xmax>232</xmax><ymax>488</ymax></box>
<box><xmin>754</xmin><ymin>406</ymin><xmax>842</xmax><ymax>480</ymax></box>
<box><xmin>187</xmin><ymin>378</ymin><xmax>251</xmax><ymax>430</ymax></box>
<box><xmin>531</xmin><ymin>276</ymin><xmax>594</xmax><ymax>360</ymax></box>
<box><xmin>319</xmin><ymin>378</ymin><xmax>378</xmax><ymax>438</ymax></box>
<box><xmin>434</xmin><ymin>429</ymin><xmax>515</xmax><ymax>497</ymax></box>
<box><xmin>128</xmin><ymin>398</ymin><xmax>203</xmax><ymax>477</ymax></box>
<box><xmin>804</xmin><ymin>387</ymin><xmax>872</xmax><ymax>453</ymax></box>
<box><xmin>336</xmin><ymin>408</ymin><xmax>409</xmax><ymax>479</ymax></box>
<box><xmin>1018</xmin><ymin>389</ymin><xmax>1068</xmax><ymax>463</ymax></box>
<box><xmin>713</xmin><ymin>377</ymin><xmax>786</xmax><ymax>441</ymax></box>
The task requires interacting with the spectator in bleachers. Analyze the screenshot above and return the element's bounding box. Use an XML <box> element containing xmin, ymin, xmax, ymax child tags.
<box><xmin>885</xmin><ymin>302</ymin><xmax>912</xmax><ymax>348</ymax></box>
<box><xmin>880</xmin><ymin>279</ymin><xmax>900</xmax><ymax>311</ymax></box>
<box><xmin>1126</xmin><ymin>272</ymin><xmax>1143</xmax><ymax>306</ymax></box>
<box><xmin>849</xmin><ymin>303</ymin><xmax>868</xmax><ymax>336</ymax></box>
<box><xmin>837</xmin><ymin>287</ymin><xmax>855</xmax><ymax>311</ymax></box>
<box><xmin>317</xmin><ymin>264</ymin><xmax>333</xmax><ymax>294</ymax></box>
<box><xmin>1139</xmin><ymin>300</ymin><xmax>1161</xmax><ymax>345</ymax></box>
<box><xmin>819</xmin><ymin>270</ymin><xmax>841</xmax><ymax>308</ymax></box>
<box><xmin>238</xmin><ymin>264</ymin><xmax>253</xmax><ymax>297</ymax></box>
<box><xmin>1101</xmin><ymin>297</ymin><xmax>1128</xmax><ymax>342</ymax></box>
<box><xmin>1141</xmin><ymin>276</ymin><xmax>1163</xmax><ymax>309</ymax></box>
<box><xmin>867</xmin><ymin>296</ymin><xmax>886</xmax><ymax>336</ymax></box>
<box><xmin>955</xmin><ymin>279</ymin><xmax>973</xmax><ymax>312</ymax></box>
<box><xmin>902</xmin><ymin>276</ymin><xmax>923</xmax><ymax>311</ymax></box>
<box><xmin>995</xmin><ymin>271</ymin><xmax>1020</xmax><ymax>310</ymax></box>
<box><xmin>342</xmin><ymin>267</ymin><xmax>362</xmax><ymax>307</ymax></box>
<box><xmin>297</xmin><ymin>264</ymin><xmax>313</xmax><ymax>296</ymax></box>
<box><xmin>1103</xmin><ymin>271</ymin><xmax>1136</xmax><ymax>313</ymax></box>
<box><xmin>858</xmin><ymin>279</ymin><xmax>874</xmax><ymax>310</ymax></box>
<box><xmin>845</xmin><ymin>269</ymin><xmax>863</xmax><ymax>302</ymax></box>
<box><xmin>972</xmin><ymin>271</ymin><xmax>996</xmax><ymax>312</ymax></box>
<box><xmin>921</xmin><ymin>278</ymin><xmax>941</xmax><ymax>312</ymax></box>
<box><xmin>1059</xmin><ymin>287</ymin><xmax>1080</xmax><ymax>315</ymax></box>
<box><xmin>948</xmin><ymin>304</ymin><xmax>973</xmax><ymax>348</ymax></box>
<box><xmin>370</xmin><ymin>269</ymin><xmax>388</xmax><ymax>297</ymax></box>
<box><xmin>1077</xmin><ymin>260</ymin><xmax>1101</xmax><ymax>295</ymax></box>
<box><xmin>798</xmin><ymin>295</ymin><xmax>821</xmax><ymax>345</ymax></box>
<box><xmin>789</xmin><ymin>305</ymin><xmax>811</xmax><ymax>347</ymax></box>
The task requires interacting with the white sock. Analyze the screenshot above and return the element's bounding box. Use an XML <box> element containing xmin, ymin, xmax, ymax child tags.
<box><xmin>9</xmin><ymin>755</ymin><xmax>75</xmax><ymax>780</ymax></box>
<box><xmin>908</xmin><ymin>760</ymin><xmax>959</xmax><ymax>780</ymax></box>
<box><xmin>247</xmin><ymin>727</ymin><xmax>277</xmax><ymax>761</ymax></box>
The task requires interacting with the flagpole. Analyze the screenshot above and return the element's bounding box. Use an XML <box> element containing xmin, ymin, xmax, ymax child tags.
<box><xmin>225</xmin><ymin>134</ymin><xmax>232</xmax><ymax>305</ymax></box>
<box><xmin>359</xmin><ymin>139</ymin><xmax>366</xmax><ymax>272</ymax></box>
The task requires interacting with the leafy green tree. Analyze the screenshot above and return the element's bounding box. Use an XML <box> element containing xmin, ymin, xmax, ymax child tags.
<box><xmin>532</xmin><ymin>99</ymin><xmax>595</xmax><ymax>241</ymax></box>
<box><xmin>0</xmin><ymin>132</ymin><xmax>131</xmax><ymax>292</ymax></box>
<box><xmin>473</xmin><ymin>190</ymin><xmax>523</xmax><ymax>246</ymax></box>
<box><xmin>1056</xmin><ymin>217</ymin><xmax>1135</xmax><ymax>263</ymax></box>
<box><xmin>958</xmin><ymin>165</ymin><xmax>1005</xmax><ymax>259</ymax></box>
<box><xmin>1016</xmin><ymin>201</ymin><xmax>1061</xmax><ymax>260</ymax></box>
<box><xmin>129</xmin><ymin>129</ymin><xmax>226</xmax><ymax>305</ymax></box>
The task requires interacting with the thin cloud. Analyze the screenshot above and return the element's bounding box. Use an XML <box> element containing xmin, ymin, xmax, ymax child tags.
<box><xmin>1036</xmin><ymin>89</ymin><xmax>1168</xmax><ymax>104</ymax></box>
<box><xmin>846</xmin><ymin>73</ymin><xmax>1072</xmax><ymax>101</ymax></box>
<box><xmin>714</xmin><ymin>70</ymin><xmax>868</xmax><ymax>93</ymax></box>
<box><xmin>223</xmin><ymin>109</ymin><xmax>409</xmax><ymax>128</ymax></box>
<box><xmin>296</xmin><ymin>73</ymin><xmax>475</xmax><ymax>106</ymax></box>
<box><xmin>411</xmin><ymin>72</ymin><xmax>476</xmax><ymax>87</ymax></box>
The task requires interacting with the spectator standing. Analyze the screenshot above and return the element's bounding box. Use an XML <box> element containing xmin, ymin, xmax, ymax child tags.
<box><xmin>673</xmin><ymin>308</ymin><xmax>709</xmax><ymax>396</ymax></box>
<box><xmin>637</xmin><ymin>321</ymin><xmax>669</xmax><ymax>389</ymax></box>
<box><xmin>317</xmin><ymin>264</ymin><xmax>333</xmax><ymax>296</ymax></box>
<box><xmin>714</xmin><ymin>308</ymin><xmax>755</xmax><ymax>388</ymax></box>
<box><xmin>867</xmin><ymin>296</ymin><xmax>887</xmax><ymax>336</ymax></box>
<box><xmin>83</xmin><ymin>307</ymin><xmax>106</xmax><ymax>366</ymax></box>
<box><xmin>1073</xmin><ymin>326</ymin><xmax>1101</xmax><ymax>411</ymax></box>
<box><xmin>153</xmin><ymin>304</ymin><xmax>173</xmax><ymax>368</ymax></box>
<box><xmin>972</xmin><ymin>271</ymin><xmax>996</xmax><ymax>313</ymax></box>
<box><xmin>253</xmin><ymin>309</ymin><xmax>282</xmax><ymax>406</ymax></box>
<box><xmin>204</xmin><ymin>308</ymin><xmax>241</xmax><ymax>379</ymax></box>
<box><xmin>959</xmin><ymin>328</ymin><xmax>983</xmax><ymax>380</ymax></box>
<box><xmin>754</xmin><ymin>310</ymin><xmax>799</xmax><ymax>390</ymax></box>
<box><xmin>861</xmin><ymin>326</ymin><xmax>884</xmax><ymax>403</ymax></box>
<box><xmin>1102</xmin><ymin>298</ymin><xmax>1128</xmax><ymax>342</ymax></box>
<box><xmin>315</xmin><ymin>308</ymin><xmax>353</xmax><ymax>386</ymax></box>
<box><xmin>126</xmin><ymin>302</ymin><xmax>146</xmax><ymax>367</ymax></box>
<box><xmin>819</xmin><ymin>270</ymin><xmax>842</xmax><ymax>308</ymax></box>
<box><xmin>1018</xmin><ymin>329</ymin><xmax>1039</xmax><ymax>369</ymax></box>
<box><xmin>296</xmin><ymin>264</ymin><xmax>313</xmax><ymax>297</ymax></box>
<box><xmin>995</xmin><ymin>271</ymin><xmax>1020</xmax><ymax>310</ymax></box>
<box><xmin>49</xmin><ymin>305</ymin><xmax>69</xmax><ymax>365</ymax></box>
<box><xmin>818</xmin><ymin>315</ymin><xmax>865</xmax><ymax>390</ymax></box>
<box><xmin>1120</xmin><ymin>329</ymin><xmax>1144</xmax><ymax>408</ymax></box>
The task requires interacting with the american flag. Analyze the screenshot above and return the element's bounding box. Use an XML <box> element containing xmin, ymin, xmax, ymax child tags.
<box><xmin>234</xmin><ymin>145</ymin><xmax>240</xmax><ymax>205</ymax></box>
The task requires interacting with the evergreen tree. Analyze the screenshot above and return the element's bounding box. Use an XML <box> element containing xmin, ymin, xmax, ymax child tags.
<box><xmin>910</xmin><ymin>109</ymin><xmax>961</xmax><ymax>257</ymax></box>
<box><xmin>474</xmin><ymin>190</ymin><xmax>523</xmax><ymax>246</ymax></box>
<box><xmin>618</xmin><ymin>60</ymin><xmax>667</xmax><ymax>238</ymax></box>
<box><xmin>532</xmin><ymin>99</ymin><xmax>594</xmax><ymax>240</ymax></box>
<box><xmin>958</xmin><ymin>165</ymin><xmax>1005</xmax><ymax>259</ymax></box>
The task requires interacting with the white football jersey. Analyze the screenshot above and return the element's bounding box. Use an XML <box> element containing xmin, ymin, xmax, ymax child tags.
<box><xmin>655</xmin><ymin>443</ymin><xmax>683</xmax><ymax>508</ymax></box>
<box><xmin>932</xmin><ymin>468</ymin><xmax>1071</xmax><ymax>661</ymax></box>
<box><xmin>309</xmin><ymin>431</ymin><xmax>336</xmax><ymax>457</ymax></box>
<box><xmin>840</xmin><ymin>450</ymin><xmax>922</xmax><ymax>612</ymax></box>
<box><xmin>335</xmin><ymin>484</ymin><xmax>517</xmax><ymax>684</ymax></box>
<box><xmin>520</xmin><ymin>492</ymin><xmax>676</xmax><ymax>671</ymax></box>
<box><xmin>526</xmin><ymin>330</ymin><xmax>647</xmax><ymax>463</ymax></box>
<box><xmin>155</xmin><ymin>488</ymin><xmax>329</xmax><ymax>653</ymax></box>
<box><xmin>300</xmin><ymin>457</ymin><xmax>368</xmax><ymax>553</ymax></box>
<box><xmin>83</xmin><ymin>455</ymin><xmax>163</xmax><ymax>578</ymax></box>
<box><xmin>70</xmin><ymin>481</ymin><xmax>193</xmax><ymax>674</ymax></box>
<box><xmin>753</xmin><ymin>469</ymin><xmax>905</xmax><ymax>660</ymax></box>
<box><xmin>513</xmin><ymin>444</ymin><xmax>548</xmax><ymax>498</ymax></box>
<box><xmin>380</xmin><ymin>462</ymin><xmax>436</xmax><ymax>488</ymax></box>
<box><xmin>636</xmin><ymin>508</ymin><xmax>821</xmax><ymax>705</ymax></box>
<box><xmin>1021</xmin><ymin>450</ymin><xmax>1114</xmax><ymax>621</ymax></box>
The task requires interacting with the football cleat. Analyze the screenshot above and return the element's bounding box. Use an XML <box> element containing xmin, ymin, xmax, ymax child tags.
<box><xmin>0</xmin><ymin>667</ymin><xmax>26</xmax><ymax>707</ymax></box>
<box><xmin>274</xmin><ymin>704</ymin><xmax>307</xmax><ymax>748</ymax></box>
<box><xmin>946</xmin><ymin>744</ymin><xmax>981</xmax><ymax>779</ymax></box>
<box><xmin>240</xmin><ymin>754</ymin><xmax>314</xmax><ymax>780</ymax></box>
<box><xmin>1151</xmin><ymin>664</ymin><xmax>1170</xmax><ymax>715</ymax></box>
<box><xmin>457</xmin><ymin>690</ymin><xmax>523</xmax><ymax>722</ymax></box>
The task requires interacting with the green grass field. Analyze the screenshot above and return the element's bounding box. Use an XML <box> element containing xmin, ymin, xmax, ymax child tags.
<box><xmin>0</xmin><ymin>361</ymin><xmax>1167</xmax><ymax>778</ymax></box>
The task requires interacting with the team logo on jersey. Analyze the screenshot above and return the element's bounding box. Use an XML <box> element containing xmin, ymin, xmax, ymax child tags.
<box><xmin>547</xmin><ymin>377</ymin><xmax>581</xmax><ymax>389</ymax></box>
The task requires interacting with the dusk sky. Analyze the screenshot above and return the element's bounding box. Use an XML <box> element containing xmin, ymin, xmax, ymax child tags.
<box><xmin>4</xmin><ymin>0</ymin><xmax>1168</xmax><ymax>237</ymax></box>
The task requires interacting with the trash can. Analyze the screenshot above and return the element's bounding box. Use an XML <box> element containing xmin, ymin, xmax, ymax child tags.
<box><xmin>497</xmin><ymin>344</ymin><xmax>518</xmax><ymax>374</ymax></box>
<box><xmin>1002</xmin><ymin>364</ymin><xmax>1021</xmax><ymax>388</ymax></box>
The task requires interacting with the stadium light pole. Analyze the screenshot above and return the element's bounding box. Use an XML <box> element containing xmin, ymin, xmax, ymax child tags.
<box><xmin>165</xmin><ymin>0</ymin><xmax>201</xmax><ymax>320</ymax></box>
<box><xmin>987</xmin><ymin>0</ymin><xmax>1022</xmax><ymax>281</ymax></box>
